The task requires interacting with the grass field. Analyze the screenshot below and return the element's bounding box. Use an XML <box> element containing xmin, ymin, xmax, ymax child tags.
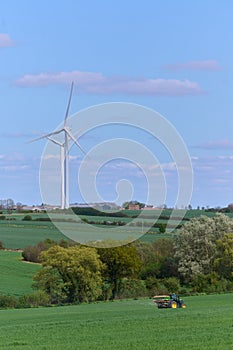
<box><xmin>0</xmin><ymin>212</ymin><xmax>232</xmax><ymax>349</ymax></box>
<box><xmin>0</xmin><ymin>220</ymin><xmax>66</xmax><ymax>249</ymax></box>
<box><xmin>0</xmin><ymin>294</ymin><xmax>232</xmax><ymax>349</ymax></box>
<box><xmin>0</xmin><ymin>217</ymin><xmax>170</xmax><ymax>249</ymax></box>
<box><xmin>1</xmin><ymin>210</ymin><xmax>233</xmax><ymax>249</ymax></box>
<box><xmin>0</xmin><ymin>251</ymin><xmax>40</xmax><ymax>297</ymax></box>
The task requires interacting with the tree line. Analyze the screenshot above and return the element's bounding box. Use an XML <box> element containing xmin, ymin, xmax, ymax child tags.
<box><xmin>12</xmin><ymin>213</ymin><xmax>231</xmax><ymax>307</ymax></box>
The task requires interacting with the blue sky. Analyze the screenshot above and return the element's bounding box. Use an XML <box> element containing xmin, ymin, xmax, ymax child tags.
<box><xmin>1</xmin><ymin>0</ymin><xmax>233</xmax><ymax>208</ymax></box>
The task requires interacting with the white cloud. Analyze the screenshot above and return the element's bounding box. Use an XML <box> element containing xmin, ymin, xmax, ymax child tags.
<box><xmin>0</xmin><ymin>153</ymin><xmax>26</xmax><ymax>162</ymax></box>
<box><xmin>192</xmin><ymin>155</ymin><xmax>233</xmax><ymax>175</ymax></box>
<box><xmin>0</xmin><ymin>33</ymin><xmax>14</xmax><ymax>48</ymax></box>
<box><xmin>164</xmin><ymin>60</ymin><xmax>221</xmax><ymax>71</ymax></box>
<box><xmin>0</xmin><ymin>165</ymin><xmax>29</xmax><ymax>171</ymax></box>
<box><xmin>194</xmin><ymin>139</ymin><xmax>233</xmax><ymax>150</ymax></box>
<box><xmin>15</xmin><ymin>70</ymin><xmax>203</xmax><ymax>96</ymax></box>
<box><xmin>0</xmin><ymin>153</ymin><xmax>38</xmax><ymax>173</ymax></box>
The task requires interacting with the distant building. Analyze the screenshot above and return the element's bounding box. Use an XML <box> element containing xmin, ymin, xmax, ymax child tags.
<box><xmin>144</xmin><ymin>205</ymin><xmax>154</xmax><ymax>210</ymax></box>
<box><xmin>22</xmin><ymin>206</ymin><xmax>43</xmax><ymax>212</ymax></box>
<box><xmin>21</xmin><ymin>205</ymin><xmax>60</xmax><ymax>212</ymax></box>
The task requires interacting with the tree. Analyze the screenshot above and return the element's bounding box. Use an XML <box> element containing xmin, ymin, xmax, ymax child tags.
<box><xmin>214</xmin><ymin>233</ymin><xmax>233</xmax><ymax>280</ymax></box>
<box><xmin>97</xmin><ymin>245</ymin><xmax>141</xmax><ymax>299</ymax></box>
<box><xmin>22</xmin><ymin>239</ymin><xmax>58</xmax><ymax>263</ymax></box>
<box><xmin>135</xmin><ymin>239</ymin><xmax>178</xmax><ymax>281</ymax></box>
<box><xmin>158</xmin><ymin>223</ymin><xmax>166</xmax><ymax>233</ymax></box>
<box><xmin>16</xmin><ymin>202</ymin><xmax>23</xmax><ymax>213</ymax></box>
<box><xmin>174</xmin><ymin>214</ymin><xmax>233</xmax><ymax>282</ymax></box>
<box><xmin>33</xmin><ymin>245</ymin><xmax>104</xmax><ymax>303</ymax></box>
<box><xmin>6</xmin><ymin>198</ymin><xmax>14</xmax><ymax>214</ymax></box>
<box><xmin>0</xmin><ymin>198</ymin><xmax>14</xmax><ymax>213</ymax></box>
<box><xmin>122</xmin><ymin>201</ymin><xmax>145</xmax><ymax>209</ymax></box>
<box><xmin>22</xmin><ymin>215</ymin><xmax>32</xmax><ymax>221</ymax></box>
<box><xmin>33</xmin><ymin>266</ymin><xmax>67</xmax><ymax>304</ymax></box>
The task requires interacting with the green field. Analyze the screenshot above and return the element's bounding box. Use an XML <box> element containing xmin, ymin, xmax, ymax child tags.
<box><xmin>0</xmin><ymin>251</ymin><xmax>40</xmax><ymax>297</ymax></box>
<box><xmin>0</xmin><ymin>212</ymin><xmax>233</xmax><ymax>350</ymax></box>
<box><xmin>0</xmin><ymin>294</ymin><xmax>232</xmax><ymax>349</ymax></box>
<box><xmin>0</xmin><ymin>220</ymin><xmax>66</xmax><ymax>249</ymax></box>
<box><xmin>0</xmin><ymin>216</ymin><xmax>170</xmax><ymax>249</ymax></box>
<box><xmin>1</xmin><ymin>210</ymin><xmax>233</xmax><ymax>249</ymax></box>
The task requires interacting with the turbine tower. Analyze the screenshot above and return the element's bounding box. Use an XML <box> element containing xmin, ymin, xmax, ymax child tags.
<box><xmin>30</xmin><ymin>83</ymin><xmax>86</xmax><ymax>209</ymax></box>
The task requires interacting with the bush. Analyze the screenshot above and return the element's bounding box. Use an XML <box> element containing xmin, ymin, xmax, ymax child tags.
<box><xmin>22</xmin><ymin>239</ymin><xmax>57</xmax><ymax>263</ymax></box>
<box><xmin>22</xmin><ymin>215</ymin><xmax>32</xmax><ymax>221</ymax></box>
<box><xmin>190</xmin><ymin>273</ymin><xmax>233</xmax><ymax>293</ymax></box>
<box><xmin>147</xmin><ymin>281</ymin><xmax>168</xmax><ymax>296</ymax></box>
<box><xmin>0</xmin><ymin>295</ymin><xmax>18</xmax><ymax>309</ymax></box>
<box><xmin>162</xmin><ymin>277</ymin><xmax>181</xmax><ymax>294</ymax></box>
<box><xmin>0</xmin><ymin>215</ymin><xmax>6</xmax><ymax>220</ymax></box>
<box><xmin>144</xmin><ymin>277</ymin><xmax>182</xmax><ymax>296</ymax></box>
<box><xmin>118</xmin><ymin>279</ymin><xmax>148</xmax><ymax>299</ymax></box>
<box><xmin>19</xmin><ymin>291</ymin><xmax>50</xmax><ymax>308</ymax></box>
<box><xmin>22</xmin><ymin>245</ymin><xmax>42</xmax><ymax>263</ymax></box>
<box><xmin>158</xmin><ymin>223</ymin><xmax>166</xmax><ymax>233</ymax></box>
<box><xmin>0</xmin><ymin>241</ymin><xmax>4</xmax><ymax>250</ymax></box>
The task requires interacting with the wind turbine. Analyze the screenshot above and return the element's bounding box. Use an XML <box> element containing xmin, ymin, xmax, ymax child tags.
<box><xmin>30</xmin><ymin>82</ymin><xmax>87</xmax><ymax>209</ymax></box>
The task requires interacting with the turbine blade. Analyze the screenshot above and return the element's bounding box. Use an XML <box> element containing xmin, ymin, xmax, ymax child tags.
<box><xmin>64</xmin><ymin>82</ymin><xmax>74</xmax><ymax>126</ymax></box>
<box><xmin>65</xmin><ymin>128</ymin><xmax>88</xmax><ymax>157</ymax></box>
<box><xmin>47</xmin><ymin>137</ymin><xmax>63</xmax><ymax>146</ymax></box>
<box><xmin>30</xmin><ymin>131</ymin><xmax>63</xmax><ymax>146</ymax></box>
<box><xmin>28</xmin><ymin>129</ymin><xmax>64</xmax><ymax>143</ymax></box>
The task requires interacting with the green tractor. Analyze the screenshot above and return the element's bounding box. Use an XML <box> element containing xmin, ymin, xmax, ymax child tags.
<box><xmin>153</xmin><ymin>294</ymin><xmax>187</xmax><ymax>309</ymax></box>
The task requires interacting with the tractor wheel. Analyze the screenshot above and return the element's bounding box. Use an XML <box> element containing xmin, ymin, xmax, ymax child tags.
<box><xmin>181</xmin><ymin>303</ymin><xmax>187</xmax><ymax>308</ymax></box>
<box><xmin>171</xmin><ymin>301</ymin><xmax>177</xmax><ymax>308</ymax></box>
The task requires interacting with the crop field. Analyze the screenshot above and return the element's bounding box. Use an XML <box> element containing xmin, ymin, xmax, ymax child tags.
<box><xmin>0</xmin><ymin>293</ymin><xmax>232</xmax><ymax>350</ymax></box>
<box><xmin>0</xmin><ymin>216</ymin><xmax>171</xmax><ymax>249</ymax></box>
<box><xmin>1</xmin><ymin>209</ymin><xmax>233</xmax><ymax>249</ymax></box>
<box><xmin>0</xmin><ymin>212</ymin><xmax>233</xmax><ymax>350</ymax></box>
<box><xmin>0</xmin><ymin>251</ymin><xmax>40</xmax><ymax>297</ymax></box>
<box><xmin>0</xmin><ymin>220</ymin><xmax>66</xmax><ymax>249</ymax></box>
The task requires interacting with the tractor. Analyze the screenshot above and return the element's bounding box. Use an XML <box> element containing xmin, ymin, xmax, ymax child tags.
<box><xmin>153</xmin><ymin>294</ymin><xmax>187</xmax><ymax>309</ymax></box>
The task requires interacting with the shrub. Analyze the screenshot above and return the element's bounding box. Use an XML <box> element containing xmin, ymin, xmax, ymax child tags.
<box><xmin>190</xmin><ymin>273</ymin><xmax>233</xmax><ymax>293</ymax></box>
<box><xmin>22</xmin><ymin>215</ymin><xmax>32</xmax><ymax>221</ymax></box>
<box><xmin>158</xmin><ymin>223</ymin><xmax>166</xmax><ymax>233</ymax></box>
<box><xmin>118</xmin><ymin>278</ymin><xmax>148</xmax><ymax>299</ymax></box>
<box><xmin>22</xmin><ymin>239</ymin><xmax>57</xmax><ymax>263</ymax></box>
<box><xmin>0</xmin><ymin>295</ymin><xmax>18</xmax><ymax>309</ymax></box>
<box><xmin>0</xmin><ymin>215</ymin><xmax>6</xmax><ymax>220</ymax></box>
<box><xmin>19</xmin><ymin>291</ymin><xmax>50</xmax><ymax>308</ymax></box>
<box><xmin>162</xmin><ymin>277</ymin><xmax>181</xmax><ymax>294</ymax></box>
<box><xmin>22</xmin><ymin>245</ymin><xmax>42</xmax><ymax>263</ymax></box>
<box><xmin>144</xmin><ymin>277</ymin><xmax>182</xmax><ymax>296</ymax></box>
<box><xmin>0</xmin><ymin>241</ymin><xmax>4</xmax><ymax>250</ymax></box>
<box><xmin>147</xmin><ymin>280</ymin><xmax>168</xmax><ymax>296</ymax></box>
<box><xmin>191</xmin><ymin>273</ymin><xmax>233</xmax><ymax>294</ymax></box>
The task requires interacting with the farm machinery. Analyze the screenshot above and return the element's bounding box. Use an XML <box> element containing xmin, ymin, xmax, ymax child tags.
<box><xmin>153</xmin><ymin>294</ymin><xmax>187</xmax><ymax>309</ymax></box>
